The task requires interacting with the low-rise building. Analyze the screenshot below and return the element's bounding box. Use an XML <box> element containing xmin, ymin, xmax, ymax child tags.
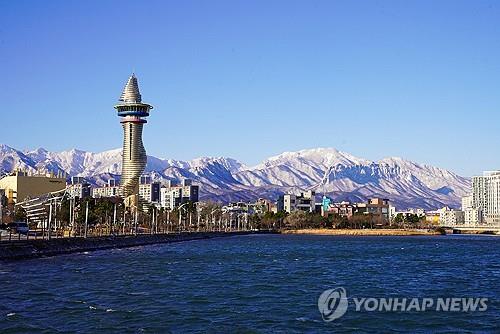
<box><xmin>424</xmin><ymin>210</ymin><xmax>441</xmax><ymax>225</ymax></box>
<box><xmin>354</xmin><ymin>198</ymin><xmax>390</xmax><ymax>222</ymax></box>
<box><xmin>322</xmin><ymin>201</ymin><xmax>356</xmax><ymax>218</ymax></box>
<box><xmin>0</xmin><ymin>170</ymin><xmax>66</xmax><ymax>204</ymax></box>
<box><xmin>322</xmin><ymin>197</ymin><xmax>391</xmax><ymax>223</ymax></box>
<box><xmin>252</xmin><ymin>198</ymin><xmax>273</xmax><ymax>214</ymax></box>
<box><xmin>439</xmin><ymin>207</ymin><xmax>465</xmax><ymax>226</ymax></box>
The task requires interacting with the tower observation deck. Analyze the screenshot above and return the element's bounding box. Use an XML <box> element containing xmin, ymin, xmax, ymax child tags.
<box><xmin>114</xmin><ymin>74</ymin><xmax>153</xmax><ymax>207</ymax></box>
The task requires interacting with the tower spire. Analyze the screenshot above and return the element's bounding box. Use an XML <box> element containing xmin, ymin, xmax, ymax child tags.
<box><xmin>119</xmin><ymin>73</ymin><xmax>142</xmax><ymax>103</ymax></box>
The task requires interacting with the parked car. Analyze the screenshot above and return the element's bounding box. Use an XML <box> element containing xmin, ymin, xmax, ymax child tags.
<box><xmin>0</xmin><ymin>224</ymin><xmax>8</xmax><ymax>237</ymax></box>
<box><xmin>7</xmin><ymin>222</ymin><xmax>29</xmax><ymax>235</ymax></box>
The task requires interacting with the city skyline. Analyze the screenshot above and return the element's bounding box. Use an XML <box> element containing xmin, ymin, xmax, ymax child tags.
<box><xmin>2</xmin><ymin>1</ymin><xmax>500</xmax><ymax>176</ymax></box>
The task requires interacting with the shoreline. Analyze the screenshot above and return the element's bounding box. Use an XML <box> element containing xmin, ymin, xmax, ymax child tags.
<box><xmin>0</xmin><ymin>231</ymin><xmax>275</xmax><ymax>261</ymax></box>
<box><xmin>282</xmin><ymin>228</ymin><xmax>443</xmax><ymax>236</ymax></box>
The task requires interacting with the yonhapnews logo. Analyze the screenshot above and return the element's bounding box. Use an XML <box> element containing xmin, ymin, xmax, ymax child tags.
<box><xmin>318</xmin><ymin>287</ymin><xmax>489</xmax><ymax>322</ymax></box>
<box><xmin>317</xmin><ymin>287</ymin><xmax>349</xmax><ymax>322</ymax></box>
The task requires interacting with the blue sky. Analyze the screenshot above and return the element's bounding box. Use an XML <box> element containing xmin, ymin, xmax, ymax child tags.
<box><xmin>1</xmin><ymin>0</ymin><xmax>499</xmax><ymax>176</ymax></box>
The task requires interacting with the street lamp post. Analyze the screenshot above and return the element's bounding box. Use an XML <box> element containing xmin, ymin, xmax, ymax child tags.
<box><xmin>84</xmin><ymin>201</ymin><xmax>89</xmax><ymax>238</ymax></box>
<box><xmin>211</xmin><ymin>208</ymin><xmax>220</xmax><ymax>232</ymax></box>
<box><xmin>133</xmin><ymin>207</ymin><xmax>138</xmax><ymax>236</ymax></box>
<box><xmin>113</xmin><ymin>203</ymin><xmax>117</xmax><ymax>236</ymax></box>
<box><xmin>167</xmin><ymin>209</ymin><xmax>170</xmax><ymax>233</ymax></box>
<box><xmin>48</xmin><ymin>200</ymin><xmax>53</xmax><ymax>240</ymax></box>
<box><xmin>178</xmin><ymin>203</ymin><xmax>189</xmax><ymax>232</ymax></box>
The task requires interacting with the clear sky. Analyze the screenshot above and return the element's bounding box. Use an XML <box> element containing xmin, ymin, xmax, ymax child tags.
<box><xmin>1</xmin><ymin>0</ymin><xmax>499</xmax><ymax>176</ymax></box>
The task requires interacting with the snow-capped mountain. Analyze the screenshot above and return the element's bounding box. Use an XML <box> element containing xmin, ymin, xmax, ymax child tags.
<box><xmin>0</xmin><ymin>144</ymin><xmax>471</xmax><ymax>209</ymax></box>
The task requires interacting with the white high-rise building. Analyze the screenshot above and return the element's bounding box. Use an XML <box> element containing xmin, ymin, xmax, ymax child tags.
<box><xmin>278</xmin><ymin>191</ymin><xmax>315</xmax><ymax>213</ymax></box>
<box><xmin>462</xmin><ymin>194</ymin><xmax>481</xmax><ymax>226</ymax></box>
<box><xmin>469</xmin><ymin>171</ymin><xmax>500</xmax><ymax>226</ymax></box>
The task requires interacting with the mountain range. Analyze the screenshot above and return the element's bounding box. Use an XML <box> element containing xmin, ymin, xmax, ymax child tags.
<box><xmin>0</xmin><ymin>144</ymin><xmax>471</xmax><ymax>210</ymax></box>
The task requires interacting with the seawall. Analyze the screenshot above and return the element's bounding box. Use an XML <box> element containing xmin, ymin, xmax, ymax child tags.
<box><xmin>0</xmin><ymin>231</ymin><xmax>271</xmax><ymax>261</ymax></box>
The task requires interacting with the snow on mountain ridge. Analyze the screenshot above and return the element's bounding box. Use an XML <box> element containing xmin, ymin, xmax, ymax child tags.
<box><xmin>0</xmin><ymin>144</ymin><xmax>472</xmax><ymax>209</ymax></box>
<box><xmin>254</xmin><ymin>147</ymin><xmax>370</xmax><ymax>170</ymax></box>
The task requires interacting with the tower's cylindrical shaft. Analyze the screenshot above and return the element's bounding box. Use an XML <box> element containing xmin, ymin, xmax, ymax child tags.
<box><xmin>121</xmin><ymin>122</ymin><xmax>146</xmax><ymax>198</ymax></box>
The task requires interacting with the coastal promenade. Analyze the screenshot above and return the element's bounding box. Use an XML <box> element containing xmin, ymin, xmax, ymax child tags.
<box><xmin>0</xmin><ymin>231</ymin><xmax>274</xmax><ymax>261</ymax></box>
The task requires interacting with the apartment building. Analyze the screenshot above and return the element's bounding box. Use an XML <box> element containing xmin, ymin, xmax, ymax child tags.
<box><xmin>160</xmin><ymin>179</ymin><xmax>200</xmax><ymax>210</ymax></box>
<box><xmin>470</xmin><ymin>171</ymin><xmax>500</xmax><ymax>226</ymax></box>
<box><xmin>278</xmin><ymin>191</ymin><xmax>315</xmax><ymax>213</ymax></box>
<box><xmin>92</xmin><ymin>178</ymin><xmax>121</xmax><ymax>198</ymax></box>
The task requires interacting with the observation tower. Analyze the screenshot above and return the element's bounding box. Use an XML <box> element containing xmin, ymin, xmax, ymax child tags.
<box><xmin>114</xmin><ymin>74</ymin><xmax>153</xmax><ymax>208</ymax></box>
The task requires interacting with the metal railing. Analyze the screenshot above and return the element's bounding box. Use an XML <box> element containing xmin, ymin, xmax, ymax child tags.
<box><xmin>0</xmin><ymin>216</ymin><xmax>255</xmax><ymax>243</ymax></box>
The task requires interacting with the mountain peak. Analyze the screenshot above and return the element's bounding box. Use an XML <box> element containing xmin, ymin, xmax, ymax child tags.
<box><xmin>189</xmin><ymin>157</ymin><xmax>247</xmax><ymax>173</ymax></box>
<box><xmin>0</xmin><ymin>144</ymin><xmax>17</xmax><ymax>154</ymax></box>
<box><xmin>255</xmin><ymin>147</ymin><xmax>370</xmax><ymax>170</ymax></box>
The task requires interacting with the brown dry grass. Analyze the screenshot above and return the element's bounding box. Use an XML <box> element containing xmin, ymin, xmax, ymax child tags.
<box><xmin>282</xmin><ymin>229</ymin><xmax>441</xmax><ymax>236</ymax></box>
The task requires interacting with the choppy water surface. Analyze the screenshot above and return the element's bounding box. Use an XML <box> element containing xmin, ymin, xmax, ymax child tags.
<box><xmin>0</xmin><ymin>234</ymin><xmax>499</xmax><ymax>333</ymax></box>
